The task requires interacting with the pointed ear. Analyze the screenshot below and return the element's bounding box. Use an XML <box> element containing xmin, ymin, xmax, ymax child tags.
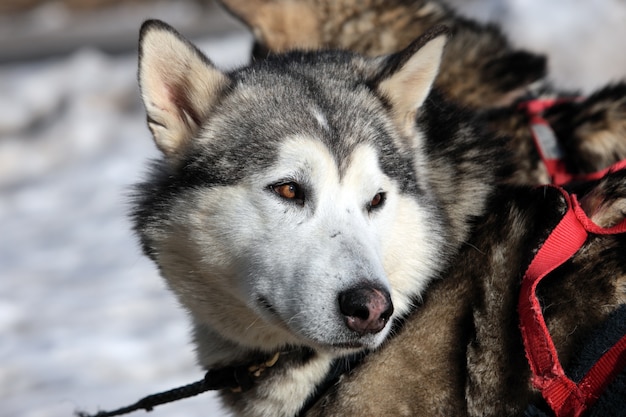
<box><xmin>138</xmin><ymin>20</ymin><xmax>230</xmax><ymax>159</ymax></box>
<box><xmin>376</xmin><ymin>26</ymin><xmax>448</xmax><ymax>136</ymax></box>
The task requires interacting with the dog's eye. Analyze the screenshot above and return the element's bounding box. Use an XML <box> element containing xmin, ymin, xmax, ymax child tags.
<box><xmin>369</xmin><ymin>192</ymin><xmax>386</xmax><ymax>211</ymax></box>
<box><xmin>271</xmin><ymin>182</ymin><xmax>305</xmax><ymax>205</ymax></box>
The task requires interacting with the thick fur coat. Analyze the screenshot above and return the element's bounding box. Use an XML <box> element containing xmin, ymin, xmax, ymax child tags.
<box><xmin>128</xmin><ymin>14</ymin><xmax>626</xmax><ymax>417</ymax></box>
<box><xmin>132</xmin><ymin>20</ymin><xmax>511</xmax><ymax>417</ymax></box>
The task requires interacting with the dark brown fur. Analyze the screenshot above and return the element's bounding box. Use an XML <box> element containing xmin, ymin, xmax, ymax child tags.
<box><xmin>218</xmin><ymin>0</ymin><xmax>546</xmax><ymax>110</ymax></box>
<box><xmin>545</xmin><ymin>85</ymin><xmax>626</xmax><ymax>176</ymax></box>
<box><xmin>486</xmin><ymin>84</ymin><xmax>626</xmax><ymax>186</ymax></box>
<box><xmin>304</xmin><ymin>171</ymin><xmax>626</xmax><ymax>417</ymax></box>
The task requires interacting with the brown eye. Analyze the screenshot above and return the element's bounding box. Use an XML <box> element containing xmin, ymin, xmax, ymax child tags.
<box><xmin>275</xmin><ymin>183</ymin><xmax>297</xmax><ymax>199</ymax></box>
<box><xmin>271</xmin><ymin>182</ymin><xmax>305</xmax><ymax>205</ymax></box>
<box><xmin>369</xmin><ymin>192</ymin><xmax>385</xmax><ymax>211</ymax></box>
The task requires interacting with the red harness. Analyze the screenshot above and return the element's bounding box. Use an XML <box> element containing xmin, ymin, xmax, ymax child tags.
<box><xmin>518</xmin><ymin>98</ymin><xmax>615</xmax><ymax>186</ymax></box>
<box><xmin>518</xmin><ymin>160</ymin><xmax>626</xmax><ymax>417</ymax></box>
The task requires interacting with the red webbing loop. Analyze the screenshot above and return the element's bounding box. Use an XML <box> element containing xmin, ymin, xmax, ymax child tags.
<box><xmin>518</xmin><ymin>98</ymin><xmax>573</xmax><ymax>185</ymax></box>
<box><xmin>518</xmin><ymin>180</ymin><xmax>626</xmax><ymax>417</ymax></box>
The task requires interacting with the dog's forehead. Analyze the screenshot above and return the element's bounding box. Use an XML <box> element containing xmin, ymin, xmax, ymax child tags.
<box><xmin>194</xmin><ymin>70</ymin><xmax>366</xmax><ymax>150</ymax></box>
<box><xmin>180</xmin><ymin>56</ymin><xmax>422</xmax><ymax>194</ymax></box>
<box><xmin>225</xmin><ymin>60</ymin><xmax>374</xmax><ymax>131</ymax></box>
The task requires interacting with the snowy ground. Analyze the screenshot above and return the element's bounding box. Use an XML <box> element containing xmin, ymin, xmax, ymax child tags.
<box><xmin>1</xmin><ymin>1</ymin><xmax>625</xmax><ymax>417</ymax></box>
<box><xmin>1</xmin><ymin>21</ymin><xmax>252</xmax><ymax>417</ymax></box>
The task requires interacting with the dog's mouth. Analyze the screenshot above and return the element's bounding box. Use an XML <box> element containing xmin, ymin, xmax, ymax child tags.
<box><xmin>255</xmin><ymin>295</ymin><xmax>383</xmax><ymax>352</ymax></box>
<box><xmin>328</xmin><ymin>341</ymin><xmax>365</xmax><ymax>350</ymax></box>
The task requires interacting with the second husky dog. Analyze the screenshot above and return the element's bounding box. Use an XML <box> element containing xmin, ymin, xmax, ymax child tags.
<box><xmin>218</xmin><ymin>0</ymin><xmax>547</xmax><ymax>109</ymax></box>
<box><xmin>218</xmin><ymin>0</ymin><xmax>626</xmax><ymax>187</ymax></box>
<box><xmin>133</xmin><ymin>20</ymin><xmax>508</xmax><ymax>417</ymax></box>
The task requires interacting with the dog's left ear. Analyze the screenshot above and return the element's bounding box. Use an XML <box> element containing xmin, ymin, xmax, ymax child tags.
<box><xmin>138</xmin><ymin>20</ymin><xmax>230</xmax><ymax>160</ymax></box>
<box><xmin>375</xmin><ymin>26</ymin><xmax>448</xmax><ymax>137</ymax></box>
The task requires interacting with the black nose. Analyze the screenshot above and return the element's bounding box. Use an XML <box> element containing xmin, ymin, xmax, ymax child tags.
<box><xmin>338</xmin><ymin>285</ymin><xmax>394</xmax><ymax>335</ymax></box>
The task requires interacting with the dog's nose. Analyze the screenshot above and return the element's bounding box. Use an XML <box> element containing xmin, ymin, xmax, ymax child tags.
<box><xmin>338</xmin><ymin>286</ymin><xmax>394</xmax><ymax>335</ymax></box>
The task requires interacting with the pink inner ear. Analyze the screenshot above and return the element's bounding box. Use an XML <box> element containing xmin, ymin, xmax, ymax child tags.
<box><xmin>163</xmin><ymin>82</ymin><xmax>189</xmax><ymax>124</ymax></box>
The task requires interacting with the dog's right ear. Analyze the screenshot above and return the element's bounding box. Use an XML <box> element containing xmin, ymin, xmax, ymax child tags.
<box><xmin>138</xmin><ymin>20</ymin><xmax>230</xmax><ymax>159</ymax></box>
<box><xmin>374</xmin><ymin>25</ymin><xmax>448</xmax><ymax>139</ymax></box>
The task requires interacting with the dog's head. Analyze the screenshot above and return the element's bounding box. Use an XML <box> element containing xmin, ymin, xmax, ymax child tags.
<box><xmin>134</xmin><ymin>20</ymin><xmax>450</xmax><ymax>362</ymax></box>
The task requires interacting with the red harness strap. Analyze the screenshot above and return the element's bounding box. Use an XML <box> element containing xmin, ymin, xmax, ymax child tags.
<box><xmin>518</xmin><ymin>98</ymin><xmax>614</xmax><ymax>186</ymax></box>
<box><xmin>518</xmin><ymin>161</ymin><xmax>626</xmax><ymax>417</ymax></box>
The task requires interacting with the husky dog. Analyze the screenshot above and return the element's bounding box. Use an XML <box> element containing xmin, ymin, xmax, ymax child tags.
<box><xmin>133</xmin><ymin>19</ymin><xmax>510</xmax><ymax>417</ymax></box>
<box><xmin>217</xmin><ymin>0</ymin><xmax>547</xmax><ymax>109</ymax></box>
<box><xmin>217</xmin><ymin>0</ymin><xmax>626</xmax><ymax>187</ymax></box>
<box><xmin>304</xmin><ymin>168</ymin><xmax>626</xmax><ymax>417</ymax></box>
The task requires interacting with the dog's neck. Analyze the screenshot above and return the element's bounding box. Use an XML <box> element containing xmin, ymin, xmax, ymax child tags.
<box><xmin>192</xmin><ymin>321</ymin><xmax>355</xmax><ymax>417</ymax></box>
<box><xmin>193</xmin><ymin>322</ymin><xmax>256</xmax><ymax>367</ymax></box>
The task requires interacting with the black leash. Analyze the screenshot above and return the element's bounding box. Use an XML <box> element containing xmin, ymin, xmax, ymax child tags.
<box><xmin>75</xmin><ymin>364</ymin><xmax>255</xmax><ymax>417</ymax></box>
<box><xmin>76</xmin><ymin>350</ymin><xmax>367</xmax><ymax>417</ymax></box>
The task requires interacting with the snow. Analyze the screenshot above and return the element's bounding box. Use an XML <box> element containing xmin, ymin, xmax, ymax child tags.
<box><xmin>448</xmin><ymin>0</ymin><xmax>626</xmax><ymax>92</ymax></box>
<box><xmin>1</xmin><ymin>2</ymin><xmax>624</xmax><ymax>417</ymax></box>
<box><xmin>1</xmin><ymin>29</ymin><xmax>251</xmax><ymax>417</ymax></box>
